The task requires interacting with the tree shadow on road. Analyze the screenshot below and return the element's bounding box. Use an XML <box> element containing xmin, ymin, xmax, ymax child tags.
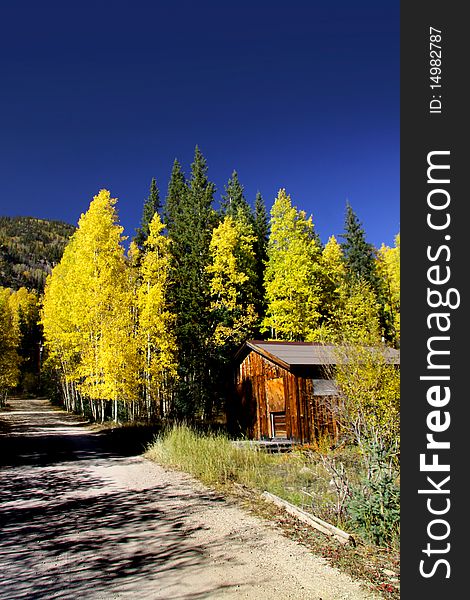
<box><xmin>0</xmin><ymin>400</ymin><xmax>256</xmax><ymax>599</ymax></box>
<box><xmin>0</xmin><ymin>463</ymin><xmax>249</xmax><ymax>599</ymax></box>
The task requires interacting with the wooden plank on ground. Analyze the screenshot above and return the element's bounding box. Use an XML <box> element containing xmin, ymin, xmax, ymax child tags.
<box><xmin>261</xmin><ymin>491</ymin><xmax>355</xmax><ymax>546</ymax></box>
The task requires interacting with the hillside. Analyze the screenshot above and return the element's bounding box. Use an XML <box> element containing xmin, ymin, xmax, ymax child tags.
<box><xmin>0</xmin><ymin>216</ymin><xmax>75</xmax><ymax>292</ymax></box>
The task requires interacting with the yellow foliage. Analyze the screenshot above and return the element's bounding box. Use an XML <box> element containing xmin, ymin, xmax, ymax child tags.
<box><xmin>377</xmin><ymin>232</ymin><xmax>400</xmax><ymax>345</ymax></box>
<box><xmin>0</xmin><ymin>287</ymin><xmax>22</xmax><ymax>393</ymax></box>
<box><xmin>262</xmin><ymin>189</ymin><xmax>322</xmax><ymax>340</ymax></box>
<box><xmin>137</xmin><ymin>213</ymin><xmax>177</xmax><ymax>409</ymax></box>
<box><xmin>42</xmin><ymin>190</ymin><xmax>139</xmax><ymax>402</ymax></box>
<box><xmin>207</xmin><ymin>216</ymin><xmax>258</xmax><ymax>347</ymax></box>
<box><xmin>333</xmin><ymin>344</ymin><xmax>400</xmax><ymax>446</ymax></box>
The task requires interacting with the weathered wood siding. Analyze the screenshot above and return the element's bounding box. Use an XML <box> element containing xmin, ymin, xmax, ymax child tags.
<box><xmin>233</xmin><ymin>349</ymin><xmax>337</xmax><ymax>443</ymax></box>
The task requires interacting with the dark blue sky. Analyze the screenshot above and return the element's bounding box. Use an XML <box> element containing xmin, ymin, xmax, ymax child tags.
<box><xmin>0</xmin><ymin>0</ymin><xmax>399</xmax><ymax>248</ymax></box>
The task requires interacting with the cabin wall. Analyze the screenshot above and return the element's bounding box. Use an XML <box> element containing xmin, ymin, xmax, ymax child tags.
<box><xmin>233</xmin><ymin>350</ymin><xmax>337</xmax><ymax>443</ymax></box>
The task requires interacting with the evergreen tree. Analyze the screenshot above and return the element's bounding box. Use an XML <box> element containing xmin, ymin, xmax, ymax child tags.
<box><xmin>252</xmin><ymin>192</ymin><xmax>269</xmax><ymax>330</ymax></box>
<box><xmin>262</xmin><ymin>189</ymin><xmax>322</xmax><ymax>340</ymax></box>
<box><xmin>340</xmin><ymin>202</ymin><xmax>377</xmax><ymax>286</ymax></box>
<box><xmin>165</xmin><ymin>147</ymin><xmax>217</xmax><ymax>417</ymax></box>
<box><xmin>163</xmin><ymin>159</ymin><xmax>187</xmax><ymax>236</ymax></box>
<box><xmin>220</xmin><ymin>170</ymin><xmax>252</xmax><ymax>223</ymax></box>
<box><xmin>135</xmin><ymin>178</ymin><xmax>161</xmax><ymax>250</ymax></box>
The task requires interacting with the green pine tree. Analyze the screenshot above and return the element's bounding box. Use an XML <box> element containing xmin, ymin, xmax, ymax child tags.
<box><xmin>220</xmin><ymin>170</ymin><xmax>252</xmax><ymax>224</ymax></box>
<box><xmin>252</xmin><ymin>191</ymin><xmax>269</xmax><ymax>332</ymax></box>
<box><xmin>340</xmin><ymin>202</ymin><xmax>377</xmax><ymax>286</ymax></box>
<box><xmin>165</xmin><ymin>147</ymin><xmax>217</xmax><ymax>418</ymax></box>
<box><xmin>135</xmin><ymin>178</ymin><xmax>161</xmax><ymax>250</ymax></box>
<box><xmin>163</xmin><ymin>160</ymin><xmax>186</xmax><ymax>235</ymax></box>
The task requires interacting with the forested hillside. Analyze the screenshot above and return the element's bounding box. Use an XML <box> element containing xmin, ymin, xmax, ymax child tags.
<box><xmin>0</xmin><ymin>216</ymin><xmax>75</xmax><ymax>292</ymax></box>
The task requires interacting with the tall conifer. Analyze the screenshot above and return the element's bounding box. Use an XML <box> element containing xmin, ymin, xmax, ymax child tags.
<box><xmin>165</xmin><ymin>147</ymin><xmax>217</xmax><ymax>417</ymax></box>
<box><xmin>135</xmin><ymin>178</ymin><xmax>161</xmax><ymax>250</ymax></box>
<box><xmin>340</xmin><ymin>202</ymin><xmax>377</xmax><ymax>286</ymax></box>
<box><xmin>164</xmin><ymin>160</ymin><xmax>186</xmax><ymax>235</ymax></box>
<box><xmin>252</xmin><ymin>192</ymin><xmax>269</xmax><ymax>331</ymax></box>
<box><xmin>220</xmin><ymin>171</ymin><xmax>252</xmax><ymax>223</ymax></box>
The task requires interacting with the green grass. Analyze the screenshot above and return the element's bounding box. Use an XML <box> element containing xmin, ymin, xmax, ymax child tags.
<box><xmin>145</xmin><ymin>423</ymin><xmax>365</xmax><ymax>530</ymax></box>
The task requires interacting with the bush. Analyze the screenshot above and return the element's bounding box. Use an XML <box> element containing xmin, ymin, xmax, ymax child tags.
<box><xmin>346</xmin><ymin>441</ymin><xmax>400</xmax><ymax>548</ymax></box>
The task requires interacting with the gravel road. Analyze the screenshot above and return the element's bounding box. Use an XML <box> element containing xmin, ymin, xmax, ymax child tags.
<box><xmin>0</xmin><ymin>398</ymin><xmax>379</xmax><ymax>600</ymax></box>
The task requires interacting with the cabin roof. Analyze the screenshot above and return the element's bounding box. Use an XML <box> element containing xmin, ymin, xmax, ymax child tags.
<box><xmin>238</xmin><ymin>340</ymin><xmax>400</xmax><ymax>370</ymax></box>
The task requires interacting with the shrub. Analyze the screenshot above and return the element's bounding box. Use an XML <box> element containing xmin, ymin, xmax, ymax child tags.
<box><xmin>346</xmin><ymin>441</ymin><xmax>400</xmax><ymax>548</ymax></box>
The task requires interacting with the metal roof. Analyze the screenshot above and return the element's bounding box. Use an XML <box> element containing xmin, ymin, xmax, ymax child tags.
<box><xmin>244</xmin><ymin>340</ymin><xmax>400</xmax><ymax>369</ymax></box>
<box><xmin>311</xmin><ymin>379</ymin><xmax>340</xmax><ymax>395</ymax></box>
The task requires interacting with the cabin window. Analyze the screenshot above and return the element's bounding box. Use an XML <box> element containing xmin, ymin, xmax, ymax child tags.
<box><xmin>271</xmin><ymin>411</ymin><xmax>287</xmax><ymax>439</ymax></box>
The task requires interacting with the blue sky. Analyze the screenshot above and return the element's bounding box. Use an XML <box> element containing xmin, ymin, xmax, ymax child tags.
<box><xmin>0</xmin><ymin>0</ymin><xmax>399</xmax><ymax>248</ymax></box>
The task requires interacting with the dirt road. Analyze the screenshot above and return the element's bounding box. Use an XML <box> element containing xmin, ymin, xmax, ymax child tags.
<box><xmin>0</xmin><ymin>398</ymin><xmax>379</xmax><ymax>600</ymax></box>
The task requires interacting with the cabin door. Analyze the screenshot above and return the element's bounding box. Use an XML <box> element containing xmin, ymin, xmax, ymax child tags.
<box><xmin>265</xmin><ymin>377</ymin><xmax>287</xmax><ymax>439</ymax></box>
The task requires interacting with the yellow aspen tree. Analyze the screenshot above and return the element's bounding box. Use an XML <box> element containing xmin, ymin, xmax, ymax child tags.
<box><xmin>75</xmin><ymin>190</ymin><xmax>139</xmax><ymax>420</ymax></box>
<box><xmin>0</xmin><ymin>287</ymin><xmax>21</xmax><ymax>402</ymax></box>
<box><xmin>137</xmin><ymin>213</ymin><xmax>177</xmax><ymax>418</ymax></box>
<box><xmin>8</xmin><ymin>287</ymin><xmax>41</xmax><ymax>389</ymax></box>
<box><xmin>308</xmin><ymin>235</ymin><xmax>346</xmax><ymax>342</ymax></box>
<box><xmin>262</xmin><ymin>189</ymin><xmax>322</xmax><ymax>340</ymax></box>
<box><xmin>334</xmin><ymin>278</ymin><xmax>382</xmax><ymax>345</ymax></box>
<box><xmin>42</xmin><ymin>190</ymin><xmax>139</xmax><ymax>421</ymax></box>
<box><xmin>126</xmin><ymin>240</ymin><xmax>143</xmax><ymax>420</ymax></box>
<box><xmin>8</xmin><ymin>287</ymin><xmax>39</xmax><ymax>331</ymax></box>
<box><xmin>206</xmin><ymin>215</ymin><xmax>258</xmax><ymax>351</ymax></box>
<box><xmin>42</xmin><ymin>249</ymin><xmax>85</xmax><ymax>412</ymax></box>
<box><xmin>321</xmin><ymin>235</ymin><xmax>347</xmax><ymax>288</ymax></box>
<box><xmin>376</xmin><ymin>232</ymin><xmax>400</xmax><ymax>346</ymax></box>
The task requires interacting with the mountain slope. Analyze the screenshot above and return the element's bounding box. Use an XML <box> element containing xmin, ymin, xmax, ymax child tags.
<box><xmin>0</xmin><ymin>216</ymin><xmax>75</xmax><ymax>292</ymax></box>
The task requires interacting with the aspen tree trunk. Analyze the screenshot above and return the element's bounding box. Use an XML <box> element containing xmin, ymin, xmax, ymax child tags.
<box><xmin>146</xmin><ymin>321</ymin><xmax>152</xmax><ymax>420</ymax></box>
<box><xmin>61</xmin><ymin>380</ymin><xmax>68</xmax><ymax>410</ymax></box>
<box><xmin>67</xmin><ymin>381</ymin><xmax>73</xmax><ymax>412</ymax></box>
<box><xmin>71</xmin><ymin>382</ymin><xmax>77</xmax><ymax>413</ymax></box>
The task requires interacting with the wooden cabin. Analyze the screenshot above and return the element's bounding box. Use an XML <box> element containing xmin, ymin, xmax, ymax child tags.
<box><xmin>229</xmin><ymin>340</ymin><xmax>399</xmax><ymax>444</ymax></box>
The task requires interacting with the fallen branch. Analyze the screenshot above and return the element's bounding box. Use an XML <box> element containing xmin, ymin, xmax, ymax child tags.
<box><xmin>261</xmin><ymin>491</ymin><xmax>355</xmax><ymax>546</ymax></box>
